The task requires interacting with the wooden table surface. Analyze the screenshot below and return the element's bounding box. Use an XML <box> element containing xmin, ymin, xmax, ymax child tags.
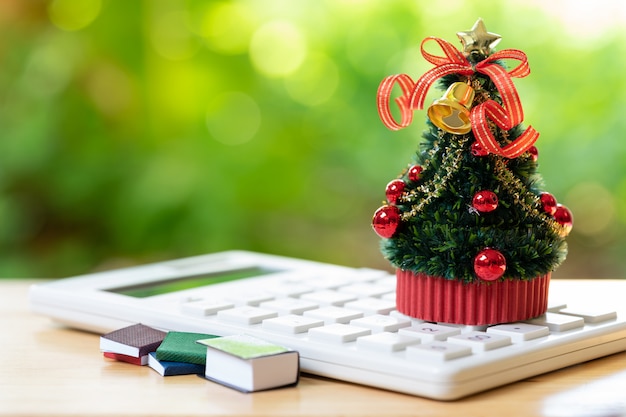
<box><xmin>1</xmin><ymin>279</ymin><xmax>626</xmax><ymax>417</ymax></box>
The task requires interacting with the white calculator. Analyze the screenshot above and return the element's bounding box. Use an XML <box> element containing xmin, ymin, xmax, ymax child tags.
<box><xmin>29</xmin><ymin>251</ymin><xmax>626</xmax><ymax>400</ymax></box>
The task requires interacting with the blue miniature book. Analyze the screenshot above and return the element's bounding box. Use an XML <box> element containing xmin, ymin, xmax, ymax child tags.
<box><xmin>147</xmin><ymin>352</ymin><xmax>205</xmax><ymax>376</ymax></box>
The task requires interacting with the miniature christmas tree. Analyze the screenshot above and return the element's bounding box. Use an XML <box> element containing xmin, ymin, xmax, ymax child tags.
<box><xmin>372</xmin><ymin>19</ymin><xmax>573</xmax><ymax>325</ymax></box>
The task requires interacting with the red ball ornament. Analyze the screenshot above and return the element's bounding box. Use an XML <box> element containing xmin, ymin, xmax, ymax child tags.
<box><xmin>472</xmin><ymin>190</ymin><xmax>498</xmax><ymax>213</ymax></box>
<box><xmin>539</xmin><ymin>192</ymin><xmax>557</xmax><ymax>215</ymax></box>
<box><xmin>554</xmin><ymin>204</ymin><xmax>573</xmax><ymax>236</ymax></box>
<box><xmin>528</xmin><ymin>146</ymin><xmax>538</xmax><ymax>162</ymax></box>
<box><xmin>474</xmin><ymin>248</ymin><xmax>506</xmax><ymax>281</ymax></box>
<box><xmin>407</xmin><ymin>165</ymin><xmax>423</xmax><ymax>182</ymax></box>
<box><xmin>372</xmin><ymin>205</ymin><xmax>400</xmax><ymax>238</ymax></box>
<box><xmin>471</xmin><ymin>142</ymin><xmax>488</xmax><ymax>157</ymax></box>
<box><xmin>385</xmin><ymin>179</ymin><xmax>406</xmax><ymax>205</ymax></box>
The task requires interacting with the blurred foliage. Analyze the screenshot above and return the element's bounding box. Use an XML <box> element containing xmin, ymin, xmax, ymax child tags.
<box><xmin>0</xmin><ymin>0</ymin><xmax>624</xmax><ymax>278</ymax></box>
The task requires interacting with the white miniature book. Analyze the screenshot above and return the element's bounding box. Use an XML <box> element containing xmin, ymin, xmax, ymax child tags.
<box><xmin>197</xmin><ymin>334</ymin><xmax>299</xmax><ymax>392</ymax></box>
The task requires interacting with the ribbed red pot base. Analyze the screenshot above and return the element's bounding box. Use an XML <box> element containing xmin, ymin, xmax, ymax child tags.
<box><xmin>396</xmin><ymin>271</ymin><xmax>550</xmax><ymax>325</ymax></box>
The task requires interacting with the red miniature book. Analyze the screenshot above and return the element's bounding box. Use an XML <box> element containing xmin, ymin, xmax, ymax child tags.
<box><xmin>103</xmin><ymin>351</ymin><xmax>149</xmax><ymax>366</ymax></box>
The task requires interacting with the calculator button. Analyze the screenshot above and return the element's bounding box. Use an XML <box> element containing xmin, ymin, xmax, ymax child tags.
<box><xmin>224</xmin><ymin>291</ymin><xmax>274</xmax><ymax>307</ymax></box>
<box><xmin>437</xmin><ymin>323</ymin><xmax>489</xmax><ymax>333</ymax></box>
<box><xmin>300</xmin><ymin>290</ymin><xmax>358</xmax><ymax>307</ymax></box>
<box><xmin>308</xmin><ymin>323</ymin><xmax>371</xmax><ymax>343</ymax></box>
<box><xmin>179</xmin><ymin>299</ymin><xmax>234</xmax><ymax>317</ymax></box>
<box><xmin>259</xmin><ymin>298</ymin><xmax>319</xmax><ymax>315</ymax></box>
<box><xmin>303</xmin><ymin>306</ymin><xmax>364</xmax><ymax>324</ymax></box>
<box><xmin>389</xmin><ymin>310</ymin><xmax>425</xmax><ymax>324</ymax></box>
<box><xmin>357</xmin><ymin>332</ymin><xmax>420</xmax><ymax>352</ymax></box>
<box><xmin>557</xmin><ymin>308</ymin><xmax>617</xmax><ymax>324</ymax></box>
<box><xmin>546</xmin><ymin>302</ymin><xmax>568</xmax><ymax>312</ymax></box>
<box><xmin>297</xmin><ymin>275</ymin><xmax>354</xmax><ymax>289</ymax></box>
<box><xmin>217</xmin><ymin>306</ymin><xmax>278</xmax><ymax>325</ymax></box>
<box><xmin>178</xmin><ymin>295</ymin><xmax>204</xmax><ymax>303</ymax></box>
<box><xmin>527</xmin><ymin>312</ymin><xmax>585</xmax><ymax>332</ymax></box>
<box><xmin>352</xmin><ymin>269</ymin><xmax>392</xmax><ymax>282</ymax></box>
<box><xmin>266</xmin><ymin>283</ymin><xmax>314</xmax><ymax>298</ymax></box>
<box><xmin>398</xmin><ymin>323</ymin><xmax>461</xmax><ymax>342</ymax></box>
<box><xmin>344</xmin><ymin>298</ymin><xmax>396</xmax><ymax>315</ymax></box>
<box><xmin>350</xmin><ymin>314</ymin><xmax>411</xmax><ymax>333</ymax></box>
<box><xmin>380</xmin><ymin>292</ymin><xmax>396</xmax><ymax>302</ymax></box>
<box><xmin>407</xmin><ymin>342</ymin><xmax>472</xmax><ymax>361</ymax></box>
<box><xmin>337</xmin><ymin>283</ymin><xmax>392</xmax><ymax>298</ymax></box>
<box><xmin>373</xmin><ymin>275</ymin><xmax>397</xmax><ymax>289</ymax></box>
<box><xmin>447</xmin><ymin>331</ymin><xmax>511</xmax><ymax>352</ymax></box>
<box><xmin>487</xmin><ymin>323</ymin><xmax>550</xmax><ymax>342</ymax></box>
<box><xmin>262</xmin><ymin>315</ymin><xmax>324</xmax><ymax>334</ymax></box>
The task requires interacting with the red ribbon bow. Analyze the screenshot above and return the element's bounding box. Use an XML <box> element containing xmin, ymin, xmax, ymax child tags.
<box><xmin>377</xmin><ymin>37</ymin><xmax>539</xmax><ymax>159</ymax></box>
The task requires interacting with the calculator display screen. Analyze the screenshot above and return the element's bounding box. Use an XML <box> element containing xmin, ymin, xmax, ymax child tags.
<box><xmin>105</xmin><ymin>267</ymin><xmax>279</xmax><ymax>298</ymax></box>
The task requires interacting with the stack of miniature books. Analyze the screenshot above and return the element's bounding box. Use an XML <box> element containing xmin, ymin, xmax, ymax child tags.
<box><xmin>100</xmin><ymin>324</ymin><xmax>299</xmax><ymax>391</ymax></box>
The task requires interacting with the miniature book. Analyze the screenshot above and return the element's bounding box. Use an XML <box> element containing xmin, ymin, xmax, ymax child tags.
<box><xmin>198</xmin><ymin>334</ymin><xmax>299</xmax><ymax>393</ymax></box>
<box><xmin>103</xmin><ymin>351</ymin><xmax>149</xmax><ymax>366</ymax></box>
<box><xmin>100</xmin><ymin>323</ymin><xmax>167</xmax><ymax>357</ymax></box>
<box><xmin>147</xmin><ymin>352</ymin><xmax>205</xmax><ymax>376</ymax></box>
<box><xmin>155</xmin><ymin>331</ymin><xmax>218</xmax><ymax>365</ymax></box>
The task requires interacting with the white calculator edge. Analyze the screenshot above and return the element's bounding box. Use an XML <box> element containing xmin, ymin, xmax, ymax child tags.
<box><xmin>28</xmin><ymin>250</ymin><xmax>626</xmax><ymax>400</ymax></box>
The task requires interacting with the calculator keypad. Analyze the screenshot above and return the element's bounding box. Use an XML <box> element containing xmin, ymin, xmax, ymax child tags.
<box><xmin>178</xmin><ymin>275</ymin><xmax>620</xmax><ymax>366</ymax></box>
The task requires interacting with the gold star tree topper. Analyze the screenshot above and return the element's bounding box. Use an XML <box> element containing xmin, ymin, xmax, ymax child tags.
<box><xmin>457</xmin><ymin>18</ymin><xmax>501</xmax><ymax>56</ymax></box>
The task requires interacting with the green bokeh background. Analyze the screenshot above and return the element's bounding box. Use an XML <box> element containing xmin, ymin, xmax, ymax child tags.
<box><xmin>1</xmin><ymin>0</ymin><xmax>625</xmax><ymax>278</ymax></box>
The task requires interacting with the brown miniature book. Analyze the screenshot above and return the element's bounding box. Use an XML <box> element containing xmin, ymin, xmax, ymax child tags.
<box><xmin>100</xmin><ymin>323</ymin><xmax>167</xmax><ymax>357</ymax></box>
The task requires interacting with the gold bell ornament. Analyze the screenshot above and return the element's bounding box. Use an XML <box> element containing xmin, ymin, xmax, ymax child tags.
<box><xmin>427</xmin><ymin>82</ymin><xmax>475</xmax><ymax>134</ymax></box>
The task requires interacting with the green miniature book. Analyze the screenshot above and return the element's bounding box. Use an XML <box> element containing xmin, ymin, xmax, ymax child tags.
<box><xmin>155</xmin><ymin>331</ymin><xmax>218</xmax><ymax>365</ymax></box>
<box><xmin>197</xmin><ymin>334</ymin><xmax>299</xmax><ymax>392</ymax></box>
